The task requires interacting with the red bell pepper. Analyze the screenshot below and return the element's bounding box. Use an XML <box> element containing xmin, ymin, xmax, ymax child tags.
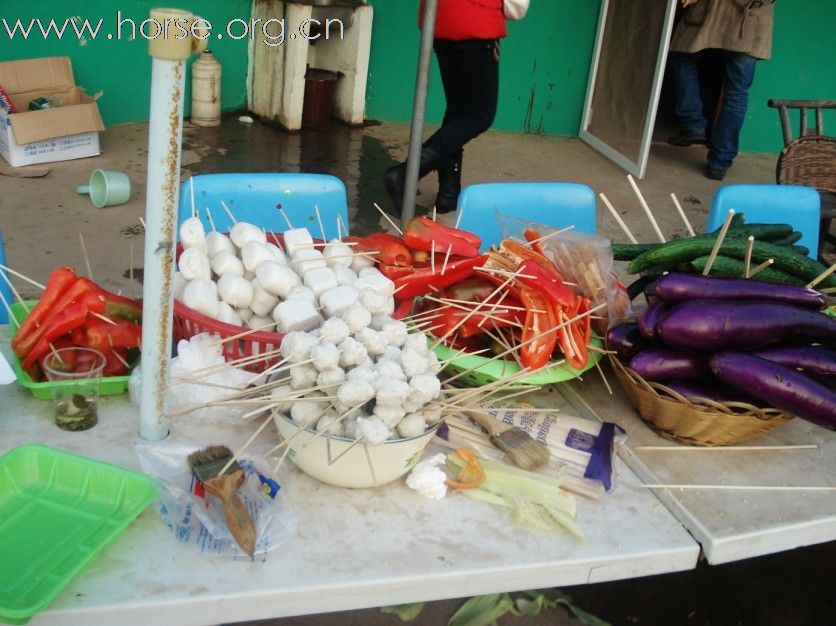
<box><xmin>518</xmin><ymin>288</ymin><xmax>558</xmax><ymax>370</ymax></box>
<box><xmin>85</xmin><ymin>318</ymin><xmax>142</xmax><ymax>351</ymax></box>
<box><xmin>102</xmin><ymin>347</ymin><xmax>131</xmax><ymax>377</ymax></box>
<box><xmin>11</xmin><ymin>266</ymin><xmax>77</xmax><ymax>356</ymax></box>
<box><xmin>403</xmin><ymin>216</ymin><xmax>481</xmax><ymax>258</ymax></box>
<box><xmin>515</xmin><ymin>259</ymin><xmax>576</xmax><ymax>309</ymax></box>
<box><xmin>440</xmin><ymin>277</ymin><xmax>496</xmax><ymax>303</ymax></box>
<box><xmin>560</xmin><ymin>295</ymin><xmax>591</xmax><ymax>370</ymax></box>
<box><xmin>379</xmin><ymin>264</ymin><xmax>413</xmax><ymax>280</ymax></box>
<box><xmin>523</xmin><ymin>228</ymin><xmax>546</xmax><ymax>256</ymax></box>
<box><xmin>101</xmin><ymin>290</ymin><xmax>142</xmax><ymax>321</ymax></box>
<box><xmin>392</xmin><ymin>254</ymin><xmax>487</xmax><ymax>299</ymax></box>
<box><xmin>497</xmin><ymin>238</ymin><xmax>554</xmax><ymax>270</ymax></box>
<box><xmin>344</xmin><ymin>234</ymin><xmax>412</xmax><ymax>267</ymax></box>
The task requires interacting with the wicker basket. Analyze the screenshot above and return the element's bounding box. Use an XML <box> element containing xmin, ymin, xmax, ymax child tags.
<box><xmin>608</xmin><ymin>355</ymin><xmax>793</xmax><ymax>446</ymax></box>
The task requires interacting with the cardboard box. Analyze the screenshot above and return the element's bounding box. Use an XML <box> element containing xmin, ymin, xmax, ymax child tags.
<box><xmin>0</xmin><ymin>57</ymin><xmax>104</xmax><ymax>167</ymax></box>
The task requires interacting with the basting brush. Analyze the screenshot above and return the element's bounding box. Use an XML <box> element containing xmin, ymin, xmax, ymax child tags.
<box><xmin>465</xmin><ymin>410</ymin><xmax>550</xmax><ymax>471</ymax></box>
<box><xmin>187</xmin><ymin>445</ymin><xmax>256</xmax><ymax>557</ymax></box>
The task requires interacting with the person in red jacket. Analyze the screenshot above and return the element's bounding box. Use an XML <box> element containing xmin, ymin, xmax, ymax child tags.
<box><xmin>384</xmin><ymin>0</ymin><xmax>507</xmax><ymax>214</ymax></box>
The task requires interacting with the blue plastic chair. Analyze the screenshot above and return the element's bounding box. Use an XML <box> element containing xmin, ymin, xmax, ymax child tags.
<box><xmin>454</xmin><ymin>182</ymin><xmax>597</xmax><ymax>252</ymax></box>
<box><xmin>705</xmin><ymin>184</ymin><xmax>821</xmax><ymax>259</ymax></box>
<box><xmin>0</xmin><ymin>230</ymin><xmax>11</xmax><ymax>324</ymax></box>
<box><xmin>177</xmin><ymin>173</ymin><xmax>349</xmax><ymax>239</ymax></box>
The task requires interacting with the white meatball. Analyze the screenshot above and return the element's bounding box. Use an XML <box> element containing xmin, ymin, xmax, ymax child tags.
<box><xmin>342</xmin><ymin>416</ymin><xmax>361</xmax><ymax>439</ymax></box>
<box><xmin>287</xmin><ymin>284</ymin><xmax>318</xmax><ymax>304</ymax></box>
<box><xmin>291</xmin><ymin>248</ymin><xmax>327</xmax><ymax>273</ymax></box>
<box><xmin>356</xmin><ymin>417</ymin><xmax>392</xmax><ymax>445</ymax></box>
<box><xmin>270</xmin><ymin>384</ymin><xmax>295</xmax><ymax>412</ymax></box>
<box><xmin>179</xmin><ymin>217</ymin><xmax>207</xmax><ymax>254</ymax></box>
<box><xmin>273</xmin><ymin>299</ymin><xmax>322</xmax><ymax>333</ymax></box>
<box><xmin>265</xmin><ymin>242</ymin><xmax>287</xmax><ymax>265</ymax></box>
<box><xmin>370</xmin><ymin>315</ymin><xmax>392</xmax><ymax>331</ymax></box>
<box><xmin>382</xmin><ymin>345</ymin><xmax>402</xmax><ymax>362</ymax></box>
<box><xmin>354</xmin><ymin>327</ymin><xmax>388</xmax><ymax>357</ymax></box>
<box><xmin>422</xmin><ymin>403</ymin><xmax>443</xmax><ymax>425</ymax></box>
<box><xmin>241</xmin><ymin>240</ymin><xmax>276</xmax><ymax>273</ymax></box>
<box><xmin>320</xmin><ymin>285</ymin><xmax>360</xmax><ymax>318</ymax></box>
<box><xmin>324</xmin><ymin>239</ymin><xmax>354</xmax><ymax>268</ymax></box>
<box><xmin>350</xmin><ymin>252</ymin><xmax>375</xmax><ymax>273</ymax></box>
<box><xmin>237</xmin><ymin>308</ymin><xmax>254</xmax><ymax>323</ymax></box>
<box><xmin>317</xmin><ymin>367</ymin><xmax>346</xmax><ymax>389</ymax></box>
<box><xmin>282</xmin><ymin>228</ymin><xmax>314</xmax><ymax>256</ymax></box>
<box><xmin>178</xmin><ymin>247</ymin><xmax>211</xmax><ymax>281</ymax></box>
<box><xmin>290</xmin><ymin>401</ymin><xmax>322</xmax><ymax>428</ymax></box>
<box><xmin>206</xmin><ymin>231</ymin><xmax>236</xmax><ymax>258</ymax></box>
<box><xmin>230</xmin><ymin>221</ymin><xmax>266</xmax><ymax>248</ymax></box>
<box><xmin>280</xmin><ymin>331</ymin><xmax>318</xmax><ymax>362</ymax></box>
<box><xmin>355</xmin><ymin>272</ymin><xmax>395</xmax><ymax>298</ymax></box>
<box><xmin>346</xmin><ymin>364</ymin><xmax>378</xmax><ymax>385</ymax></box>
<box><xmin>337</xmin><ymin>380</ymin><xmax>375</xmax><ymax>407</ymax></box>
<box><xmin>210</xmin><ymin>250</ymin><xmax>244</xmax><ymax>278</ymax></box>
<box><xmin>182</xmin><ymin>278</ymin><xmax>219</xmax><ymax>317</ymax></box>
<box><xmin>404</xmin><ymin>331</ymin><xmax>430</xmax><ymax>354</ymax></box>
<box><xmin>303</xmin><ymin>266</ymin><xmax>338</xmax><ymax>298</ymax></box>
<box><xmin>426</xmin><ymin>350</ymin><xmax>442</xmax><ymax>375</ymax></box>
<box><xmin>216</xmin><ymin>301</ymin><xmax>243</xmax><ymax>327</ymax></box>
<box><xmin>397</xmin><ymin>412</ymin><xmax>427</xmax><ymax>439</ymax></box>
<box><xmin>256</xmin><ymin>261</ymin><xmax>301</xmax><ymax>298</ymax></box>
<box><xmin>376</xmin><ymin>358</ymin><xmax>406</xmax><ymax>381</ymax></box>
<box><xmin>246</xmin><ymin>314</ymin><xmax>274</xmax><ymax>331</ymax></box>
<box><xmin>360</xmin><ymin>288</ymin><xmax>394</xmax><ymax>316</ymax></box>
<box><xmin>333</xmin><ymin>264</ymin><xmax>358</xmax><ymax>286</ymax></box>
<box><xmin>375</xmin><ymin>378</ymin><xmax>411</xmax><ymax>406</ymax></box>
<box><xmin>400</xmin><ymin>347</ymin><xmax>429</xmax><ymax>378</ymax></box>
<box><xmin>341</xmin><ymin>303</ymin><xmax>372</xmax><ymax>333</ymax></box>
<box><xmin>381</xmin><ymin>320</ymin><xmax>409</xmax><ymax>347</ymax></box>
<box><xmin>410</xmin><ymin>374</ymin><xmax>442</xmax><ymax>403</ymax></box>
<box><xmin>316</xmin><ymin>411</ymin><xmax>344</xmax><ymax>436</ymax></box>
<box><xmin>172</xmin><ymin>271</ymin><xmax>188</xmax><ymax>301</ymax></box>
<box><xmin>290</xmin><ymin>363</ymin><xmax>318</xmax><ymax>389</ymax></box>
<box><xmin>311</xmin><ymin>342</ymin><xmax>341</xmax><ymax>372</ymax></box>
<box><xmin>373</xmin><ymin>404</ymin><xmax>406</xmax><ymax>428</ymax></box>
<box><xmin>320</xmin><ymin>317</ymin><xmax>351</xmax><ymax>345</ymax></box>
<box><xmin>402</xmin><ymin>395</ymin><xmax>425</xmax><ymax>414</ymax></box>
<box><xmin>218</xmin><ymin>274</ymin><xmax>254</xmax><ymax>309</ymax></box>
<box><xmin>337</xmin><ymin>337</ymin><xmax>368</xmax><ymax>368</ymax></box>
<box><xmin>249</xmin><ymin>279</ymin><xmax>279</xmax><ymax>317</ymax></box>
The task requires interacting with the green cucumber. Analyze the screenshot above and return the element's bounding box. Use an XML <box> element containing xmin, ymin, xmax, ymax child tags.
<box><xmin>631</xmin><ymin>238</ymin><xmax>836</xmax><ymax>288</ymax></box>
<box><xmin>790</xmin><ymin>245</ymin><xmax>810</xmax><ymax>257</ymax></box>
<box><xmin>612</xmin><ymin>242</ymin><xmax>661</xmax><ymax>261</ymax></box>
<box><xmin>690</xmin><ymin>255</ymin><xmax>807</xmax><ymax>286</ymax></box>
<box><xmin>626</xmin><ymin>274</ymin><xmax>660</xmax><ymax>301</ymax></box>
<box><xmin>771</xmin><ymin>231</ymin><xmax>804</xmax><ymax>246</ymax></box>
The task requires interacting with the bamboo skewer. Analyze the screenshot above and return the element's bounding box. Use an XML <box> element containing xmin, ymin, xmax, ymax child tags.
<box><xmin>338</xmin><ymin>214</ymin><xmax>349</xmax><ymax>241</ymax></box>
<box><xmin>205</xmin><ymin>207</ymin><xmax>217</xmax><ymax>232</ymax></box>
<box><xmin>702</xmin><ymin>209</ymin><xmax>736</xmax><ymax>276</ymax></box>
<box><xmin>211</xmin><ymin>321</ymin><xmax>280</xmax><ymax>346</ymax></box>
<box><xmin>313</xmin><ymin>205</ymin><xmax>327</xmax><ymax>243</ymax></box>
<box><xmin>430</xmin><ymin>239</ymin><xmax>436</xmax><ymax>275</ymax></box>
<box><xmin>219</xmin><ymin>412</ymin><xmax>276</xmax><ymax>475</ymax></box>
<box><xmin>821</xmin><ymin>286</ymin><xmax>836</xmax><ymax>294</ymax></box>
<box><xmin>279</xmin><ymin>209</ymin><xmax>293</xmax><ymax>230</ymax></box>
<box><xmin>627</xmin><ymin>174</ymin><xmax>666</xmax><ymax>243</ymax></box>
<box><xmin>807</xmin><ymin>262</ymin><xmax>836</xmax><ymax>289</ymax></box>
<box><xmin>220</xmin><ymin>200</ymin><xmax>238</xmax><ymax>224</ymax></box>
<box><xmin>441</xmin><ymin>244</ymin><xmax>453</xmax><ymax>275</ymax></box>
<box><xmin>79</xmin><ymin>232</ymin><xmax>94</xmax><ymax>279</ymax></box>
<box><xmin>670</xmin><ymin>193</ymin><xmax>695</xmax><ymax>237</ymax></box>
<box><xmin>89</xmin><ymin>311</ymin><xmax>117</xmax><ymax>326</ymax></box>
<box><xmin>455</xmin><ymin>204</ymin><xmax>466</xmax><ymax>230</ymax></box>
<box><xmin>599</xmin><ymin>193</ymin><xmax>638</xmax><ymax>244</ymax></box>
<box><xmin>0</xmin><ymin>264</ymin><xmax>44</xmax><ymax>291</ymax></box>
<box><xmin>0</xmin><ymin>290</ymin><xmax>20</xmax><ymax>330</ymax></box>
<box><xmin>0</xmin><ymin>270</ymin><xmax>31</xmax><ymax>313</ymax></box>
<box><xmin>635</xmin><ymin>445</ymin><xmax>818</xmax><ymax>451</ymax></box>
<box><xmin>748</xmin><ymin>259</ymin><xmax>774</xmax><ymax>278</ymax></box>
<box><xmin>743</xmin><ymin>235</ymin><xmax>755</xmax><ymax>278</ymax></box>
<box><xmin>373</xmin><ymin>202</ymin><xmax>404</xmax><ymax>236</ymax></box>
<box><xmin>594</xmin><ymin>361</ymin><xmax>613</xmax><ymax>395</ymax></box>
<box><xmin>524</xmin><ymin>226</ymin><xmax>575</xmax><ymax>247</ymax></box>
<box><xmin>475</xmin><ymin>267</ymin><xmax>538</xmax><ymax>281</ymax></box>
<box><xmin>189</xmin><ymin>177</ymin><xmax>196</xmax><ymax>219</ymax></box>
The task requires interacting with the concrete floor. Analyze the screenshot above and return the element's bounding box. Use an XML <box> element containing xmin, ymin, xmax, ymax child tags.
<box><xmin>1</xmin><ymin>117</ymin><xmax>834</xmax><ymax>625</ymax></box>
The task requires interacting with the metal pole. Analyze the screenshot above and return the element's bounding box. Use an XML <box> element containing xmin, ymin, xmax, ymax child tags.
<box><xmin>139</xmin><ymin>9</ymin><xmax>206</xmax><ymax>440</ymax></box>
<box><xmin>400</xmin><ymin>0</ymin><xmax>438</xmax><ymax>228</ymax></box>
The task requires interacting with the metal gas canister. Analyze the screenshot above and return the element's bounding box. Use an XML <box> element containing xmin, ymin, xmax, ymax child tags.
<box><xmin>191</xmin><ymin>50</ymin><xmax>221</xmax><ymax>126</ymax></box>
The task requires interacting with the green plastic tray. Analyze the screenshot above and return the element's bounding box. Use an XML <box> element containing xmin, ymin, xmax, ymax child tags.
<box><xmin>8</xmin><ymin>301</ymin><xmax>132</xmax><ymax>400</ymax></box>
<box><xmin>0</xmin><ymin>445</ymin><xmax>157</xmax><ymax>625</ymax></box>
<box><xmin>434</xmin><ymin>336</ymin><xmax>604</xmax><ymax>387</ymax></box>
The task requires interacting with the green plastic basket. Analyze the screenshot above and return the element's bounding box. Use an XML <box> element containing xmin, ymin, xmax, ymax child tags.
<box><xmin>8</xmin><ymin>301</ymin><xmax>133</xmax><ymax>400</ymax></box>
<box><xmin>0</xmin><ymin>445</ymin><xmax>157</xmax><ymax>624</ymax></box>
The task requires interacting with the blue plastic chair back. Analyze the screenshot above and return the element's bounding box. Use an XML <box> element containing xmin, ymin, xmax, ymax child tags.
<box><xmin>455</xmin><ymin>182</ymin><xmax>597</xmax><ymax>252</ymax></box>
<box><xmin>0</xmin><ymin>230</ymin><xmax>11</xmax><ymax>324</ymax></box>
<box><xmin>177</xmin><ymin>173</ymin><xmax>349</xmax><ymax>239</ymax></box>
<box><xmin>705</xmin><ymin>184</ymin><xmax>820</xmax><ymax>259</ymax></box>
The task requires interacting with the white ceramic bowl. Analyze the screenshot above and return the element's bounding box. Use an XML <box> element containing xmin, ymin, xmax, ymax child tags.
<box><xmin>273</xmin><ymin>413</ymin><xmax>438</xmax><ymax>489</ymax></box>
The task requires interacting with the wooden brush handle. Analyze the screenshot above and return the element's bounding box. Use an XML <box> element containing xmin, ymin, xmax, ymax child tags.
<box><xmin>204</xmin><ymin>469</ymin><xmax>256</xmax><ymax>557</ymax></box>
<box><xmin>464</xmin><ymin>410</ymin><xmax>503</xmax><ymax>436</ymax></box>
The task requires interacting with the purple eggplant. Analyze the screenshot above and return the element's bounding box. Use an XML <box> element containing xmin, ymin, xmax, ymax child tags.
<box><xmin>665</xmin><ymin>380</ymin><xmax>758</xmax><ymax>405</ymax></box>
<box><xmin>750</xmin><ymin>345</ymin><xmax>836</xmax><ymax>379</ymax></box>
<box><xmin>654</xmin><ymin>273</ymin><xmax>825</xmax><ymax>309</ymax></box>
<box><xmin>606</xmin><ymin>322</ymin><xmax>645</xmax><ymax>363</ymax></box>
<box><xmin>630</xmin><ymin>346</ymin><xmax>711</xmax><ymax>382</ymax></box>
<box><xmin>637</xmin><ymin>302</ymin><xmax>667</xmax><ymax>340</ymax></box>
<box><xmin>657</xmin><ymin>300</ymin><xmax>836</xmax><ymax>353</ymax></box>
<box><xmin>710</xmin><ymin>352</ymin><xmax>836</xmax><ymax>430</ymax></box>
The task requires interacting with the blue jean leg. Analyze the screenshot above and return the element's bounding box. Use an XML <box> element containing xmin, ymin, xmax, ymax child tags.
<box><xmin>669</xmin><ymin>52</ymin><xmax>707</xmax><ymax>135</ymax></box>
<box><xmin>708</xmin><ymin>51</ymin><xmax>757</xmax><ymax>171</ymax></box>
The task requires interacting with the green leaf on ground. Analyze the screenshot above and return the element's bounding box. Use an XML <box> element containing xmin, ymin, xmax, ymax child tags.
<box><xmin>448</xmin><ymin>593</ymin><xmax>515</xmax><ymax>626</ymax></box>
<box><xmin>380</xmin><ymin>603</ymin><xmax>426</xmax><ymax>622</ymax></box>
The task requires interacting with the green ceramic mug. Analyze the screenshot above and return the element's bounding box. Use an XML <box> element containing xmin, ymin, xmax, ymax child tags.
<box><xmin>76</xmin><ymin>169</ymin><xmax>131</xmax><ymax>208</ymax></box>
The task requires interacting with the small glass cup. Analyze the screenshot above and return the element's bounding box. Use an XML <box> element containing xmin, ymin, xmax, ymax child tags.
<box><xmin>42</xmin><ymin>347</ymin><xmax>105</xmax><ymax>431</ymax></box>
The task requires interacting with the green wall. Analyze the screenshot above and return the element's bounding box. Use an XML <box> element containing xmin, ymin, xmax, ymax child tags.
<box><xmin>0</xmin><ymin>0</ymin><xmax>251</xmax><ymax>124</ymax></box>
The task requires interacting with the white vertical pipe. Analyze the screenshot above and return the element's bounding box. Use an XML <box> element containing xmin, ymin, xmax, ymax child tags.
<box><xmin>139</xmin><ymin>57</ymin><xmax>187</xmax><ymax>440</ymax></box>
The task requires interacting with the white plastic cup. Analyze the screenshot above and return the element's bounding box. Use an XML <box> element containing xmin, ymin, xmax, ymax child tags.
<box><xmin>76</xmin><ymin>169</ymin><xmax>132</xmax><ymax>208</ymax></box>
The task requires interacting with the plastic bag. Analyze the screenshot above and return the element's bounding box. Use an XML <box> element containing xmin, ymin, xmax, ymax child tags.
<box><xmin>135</xmin><ymin>440</ymin><xmax>297</xmax><ymax>559</ymax></box>
<box><xmin>497</xmin><ymin>214</ymin><xmax>633</xmax><ymax>332</ymax></box>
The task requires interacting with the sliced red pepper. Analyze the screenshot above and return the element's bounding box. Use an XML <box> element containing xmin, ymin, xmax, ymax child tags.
<box><xmin>102</xmin><ymin>347</ymin><xmax>130</xmax><ymax>377</ymax></box>
<box><xmin>11</xmin><ymin>266</ymin><xmax>77</xmax><ymax>356</ymax></box>
<box><xmin>85</xmin><ymin>318</ymin><xmax>142</xmax><ymax>351</ymax></box>
<box><xmin>403</xmin><ymin>216</ymin><xmax>481</xmax><ymax>258</ymax></box>
<box><xmin>518</xmin><ymin>287</ymin><xmax>558</xmax><ymax>370</ymax></box>
<box><xmin>392</xmin><ymin>254</ymin><xmax>487</xmax><ymax>299</ymax></box>
<box><xmin>523</xmin><ymin>228</ymin><xmax>546</xmax><ymax>256</ymax></box>
<box><xmin>101</xmin><ymin>290</ymin><xmax>142</xmax><ymax>322</ymax></box>
<box><xmin>440</xmin><ymin>277</ymin><xmax>496</xmax><ymax>303</ymax></box>
<box><xmin>344</xmin><ymin>234</ymin><xmax>412</xmax><ymax>267</ymax></box>
<box><xmin>497</xmin><ymin>238</ymin><xmax>554</xmax><ymax>270</ymax></box>
<box><xmin>560</xmin><ymin>295</ymin><xmax>591</xmax><ymax>370</ymax></box>
<box><xmin>379</xmin><ymin>264</ymin><xmax>413</xmax><ymax>280</ymax></box>
<box><xmin>515</xmin><ymin>259</ymin><xmax>576</xmax><ymax>309</ymax></box>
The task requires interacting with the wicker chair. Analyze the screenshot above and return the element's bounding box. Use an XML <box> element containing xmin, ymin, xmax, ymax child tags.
<box><xmin>768</xmin><ymin>99</ymin><xmax>836</xmax><ymax>254</ymax></box>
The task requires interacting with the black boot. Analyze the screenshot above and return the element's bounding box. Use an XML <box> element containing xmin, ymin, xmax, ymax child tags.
<box><xmin>383</xmin><ymin>145</ymin><xmax>444</xmax><ymax>213</ymax></box>
<box><xmin>434</xmin><ymin>150</ymin><xmax>462</xmax><ymax>213</ymax></box>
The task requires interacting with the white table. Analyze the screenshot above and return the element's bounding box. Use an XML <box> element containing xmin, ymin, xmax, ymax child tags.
<box><xmin>568</xmin><ymin>373</ymin><xmax>836</xmax><ymax>565</ymax></box>
<box><xmin>0</xmin><ymin>336</ymin><xmax>698</xmax><ymax>626</ymax></box>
